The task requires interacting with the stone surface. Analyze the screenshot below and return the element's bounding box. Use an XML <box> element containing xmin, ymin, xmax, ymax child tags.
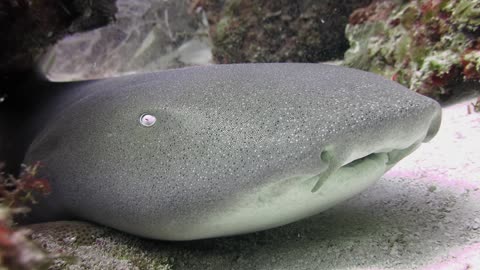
<box><xmin>0</xmin><ymin>0</ymin><xmax>116</xmax><ymax>73</ymax></box>
<box><xmin>199</xmin><ymin>0</ymin><xmax>372</xmax><ymax>64</ymax></box>
<box><xmin>0</xmin><ymin>0</ymin><xmax>116</xmax><ymax>173</ymax></box>
<box><xmin>42</xmin><ymin>0</ymin><xmax>212</xmax><ymax>81</ymax></box>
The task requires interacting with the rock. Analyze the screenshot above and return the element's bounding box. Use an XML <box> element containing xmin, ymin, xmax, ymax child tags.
<box><xmin>42</xmin><ymin>0</ymin><xmax>212</xmax><ymax>81</ymax></box>
<box><xmin>0</xmin><ymin>0</ymin><xmax>116</xmax><ymax>173</ymax></box>
<box><xmin>344</xmin><ymin>0</ymin><xmax>480</xmax><ymax>99</ymax></box>
<box><xmin>197</xmin><ymin>0</ymin><xmax>372</xmax><ymax>63</ymax></box>
<box><xmin>0</xmin><ymin>0</ymin><xmax>116</xmax><ymax>73</ymax></box>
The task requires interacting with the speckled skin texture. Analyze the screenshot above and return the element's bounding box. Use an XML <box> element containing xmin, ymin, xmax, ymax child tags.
<box><xmin>25</xmin><ymin>63</ymin><xmax>441</xmax><ymax>240</ymax></box>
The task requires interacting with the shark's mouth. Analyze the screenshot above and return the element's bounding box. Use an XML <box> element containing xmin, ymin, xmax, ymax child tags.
<box><xmin>311</xmin><ymin>142</ymin><xmax>421</xmax><ymax>192</ymax></box>
<box><xmin>168</xmin><ymin>142</ymin><xmax>422</xmax><ymax>240</ymax></box>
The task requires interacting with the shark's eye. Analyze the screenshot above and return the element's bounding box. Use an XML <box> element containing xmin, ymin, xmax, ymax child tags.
<box><xmin>139</xmin><ymin>114</ymin><xmax>156</xmax><ymax>127</ymax></box>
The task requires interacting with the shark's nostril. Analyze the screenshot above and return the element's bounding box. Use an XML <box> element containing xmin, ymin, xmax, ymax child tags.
<box><xmin>320</xmin><ymin>150</ymin><xmax>332</xmax><ymax>162</ymax></box>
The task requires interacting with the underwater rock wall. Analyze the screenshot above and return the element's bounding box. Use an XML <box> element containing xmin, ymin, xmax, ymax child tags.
<box><xmin>43</xmin><ymin>0</ymin><xmax>211</xmax><ymax>81</ymax></box>
<box><xmin>344</xmin><ymin>0</ymin><xmax>480</xmax><ymax>99</ymax></box>
<box><xmin>0</xmin><ymin>0</ymin><xmax>116</xmax><ymax>73</ymax></box>
<box><xmin>198</xmin><ymin>0</ymin><xmax>372</xmax><ymax>63</ymax></box>
<box><xmin>0</xmin><ymin>0</ymin><xmax>115</xmax><ymax>174</ymax></box>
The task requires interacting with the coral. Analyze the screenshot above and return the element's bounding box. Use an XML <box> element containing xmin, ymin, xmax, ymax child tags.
<box><xmin>344</xmin><ymin>0</ymin><xmax>480</xmax><ymax>100</ymax></box>
<box><xmin>468</xmin><ymin>96</ymin><xmax>480</xmax><ymax>113</ymax></box>
<box><xmin>0</xmin><ymin>162</ymin><xmax>50</xmax><ymax>208</ymax></box>
<box><xmin>0</xmin><ymin>161</ymin><xmax>54</xmax><ymax>270</ymax></box>
<box><xmin>448</xmin><ymin>0</ymin><xmax>480</xmax><ymax>32</ymax></box>
<box><xmin>198</xmin><ymin>0</ymin><xmax>372</xmax><ymax>64</ymax></box>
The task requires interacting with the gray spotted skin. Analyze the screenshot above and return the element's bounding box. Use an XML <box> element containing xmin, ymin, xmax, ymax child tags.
<box><xmin>25</xmin><ymin>63</ymin><xmax>441</xmax><ymax>240</ymax></box>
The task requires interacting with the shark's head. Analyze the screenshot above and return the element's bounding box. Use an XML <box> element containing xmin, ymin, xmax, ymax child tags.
<box><xmin>25</xmin><ymin>63</ymin><xmax>441</xmax><ymax>240</ymax></box>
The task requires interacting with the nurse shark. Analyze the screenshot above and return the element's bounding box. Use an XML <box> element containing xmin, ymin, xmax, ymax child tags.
<box><xmin>24</xmin><ymin>63</ymin><xmax>441</xmax><ymax>240</ymax></box>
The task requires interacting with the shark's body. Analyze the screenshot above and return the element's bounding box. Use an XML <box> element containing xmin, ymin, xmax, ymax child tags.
<box><xmin>25</xmin><ymin>63</ymin><xmax>441</xmax><ymax>240</ymax></box>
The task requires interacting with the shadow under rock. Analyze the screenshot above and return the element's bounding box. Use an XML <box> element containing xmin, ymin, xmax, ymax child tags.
<box><xmin>439</xmin><ymin>81</ymin><xmax>480</xmax><ymax>107</ymax></box>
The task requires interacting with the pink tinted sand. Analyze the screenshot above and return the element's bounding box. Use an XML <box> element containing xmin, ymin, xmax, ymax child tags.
<box><xmin>385</xmin><ymin>98</ymin><xmax>480</xmax><ymax>269</ymax></box>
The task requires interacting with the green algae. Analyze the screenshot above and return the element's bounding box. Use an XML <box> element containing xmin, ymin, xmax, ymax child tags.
<box><xmin>448</xmin><ymin>0</ymin><xmax>480</xmax><ymax>31</ymax></box>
